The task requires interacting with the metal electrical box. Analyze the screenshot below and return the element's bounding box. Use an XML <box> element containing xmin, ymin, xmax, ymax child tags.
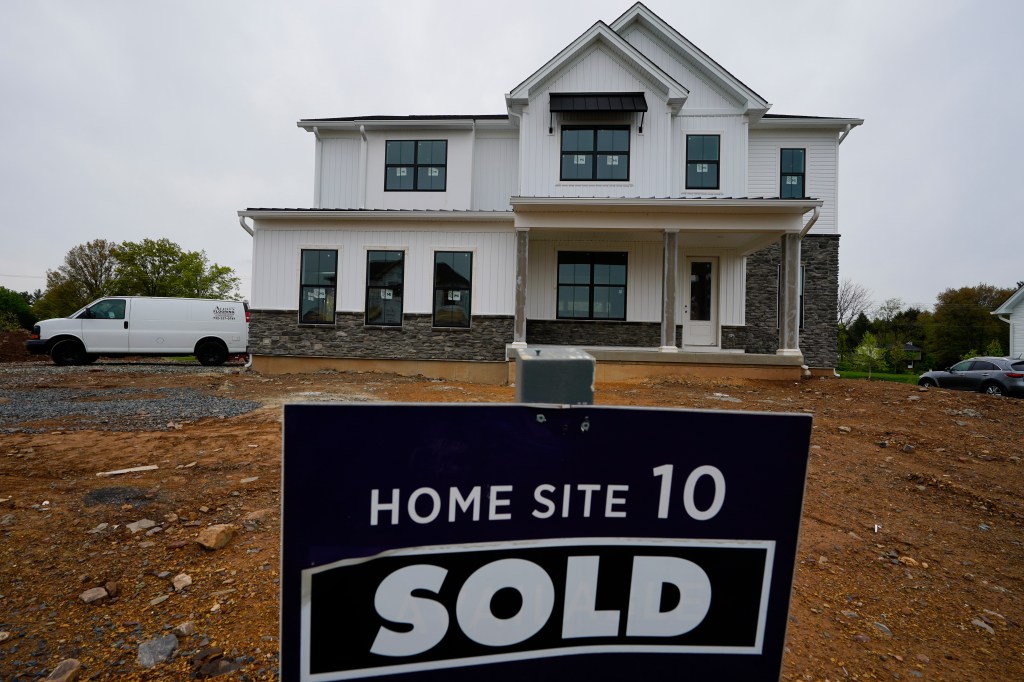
<box><xmin>514</xmin><ymin>347</ymin><xmax>595</xmax><ymax>404</ymax></box>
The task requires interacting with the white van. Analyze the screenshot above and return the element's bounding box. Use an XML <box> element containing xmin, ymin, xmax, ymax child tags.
<box><xmin>27</xmin><ymin>296</ymin><xmax>249</xmax><ymax>366</ymax></box>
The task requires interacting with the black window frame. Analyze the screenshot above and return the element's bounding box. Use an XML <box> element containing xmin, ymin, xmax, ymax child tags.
<box><xmin>365</xmin><ymin>250</ymin><xmax>405</xmax><ymax>326</ymax></box>
<box><xmin>560</xmin><ymin>125</ymin><xmax>631</xmax><ymax>182</ymax></box>
<box><xmin>432</xmin><ymin>251</ymin><xmax>473</xmax><ymax>329</ymax></box>
<box><xmin>685</xmin><ymin>134</ymin><xmax>721</xmax><ymax>190</ymax></box>
<box><xmin>299</xmin><ymin>249</ymin><xmax>338</xmax><ymax>325</ymax></box>
<box><xmin>780</xmin><ymin>148</ymin><xmax>806</xmax><ymax>199</ymax></box>
<box><xmin>384</xmin><ymin>139</ymin><xmax>448</xmax><ymax>192</ymax></box>
<box><xmin>556</xmin><ymin>251</ymin><xmax>628</xmax><ymax>321</ymax></box>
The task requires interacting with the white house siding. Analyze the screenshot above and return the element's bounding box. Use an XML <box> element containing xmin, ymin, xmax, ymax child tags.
<box><xmin>358</xmin><ymin>129</ymin><xmax>475</xmax><ymax>210</ymax></box>
<box><xmin>250</xmin><ymin>222</ymin><xmax>515</xmax><ymax>315</ymax></box>
<box><xmin>1012</xmin><ymin>311</ymin><xmax>1023</xmax><ymax>357</ymax></box>
<box><xmin>677</xmin><ymin>115</ymin><xmax>748</xmax><ymax>197</ymax></box>
<box><xmin>748</xmin><ymin>129</ymin><xmax>839</xmax><ymax>235</ymax></box>
<box><xmin>526</xmin><ymin>233</ymin><xmax>664</xmax><ymax>322</ymax></box>
<box><xmin>519</xmin><ymin>45</ymin><xmax>671</xmax><ymax>199</ymax></box>
<box><xmin>316</xmin><ymin>135</ymin><xmax>362</xmax><ymax>208</ymax></box>
<box><xmin>618</xmin><ymin>25</ymin><xmax>744</xmax><ymax>111</ymax></box>
<box><xmin>472</xmin><ymin>133</ymin><xmax>519</xmax><ymax>210</ymax></box>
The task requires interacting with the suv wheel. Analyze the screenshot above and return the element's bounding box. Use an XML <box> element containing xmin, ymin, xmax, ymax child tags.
<box><xmin>981</xmin><ymin>382</ymin><xmax>1004</xmax><ymax>396</ymax></box>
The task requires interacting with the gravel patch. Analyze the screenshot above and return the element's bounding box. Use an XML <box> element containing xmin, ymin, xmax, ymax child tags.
<box><xmin>0</xmin><ymin>364</ymin><xmax>261</xmax><ymax>433</ymax></box>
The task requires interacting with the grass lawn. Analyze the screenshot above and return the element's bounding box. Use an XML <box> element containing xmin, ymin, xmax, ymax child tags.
<box><xmin>835</xmin><ymin>370</ymin><xmax>919</xmax><ymax>385</ymax></box>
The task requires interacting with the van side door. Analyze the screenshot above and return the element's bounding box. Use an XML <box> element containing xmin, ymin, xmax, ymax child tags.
<box><xmin>80</xmin><ymin>298</ymin><xmax>131</xmax><ymax>353</ymax></box>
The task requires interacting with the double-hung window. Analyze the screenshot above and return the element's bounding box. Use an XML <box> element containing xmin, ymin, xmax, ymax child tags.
<box><xmin>433</xmin><ymin>251</ymin><xmax>472</xmax><ymax>328</ymax></box>
<box><xmin>385</xmin><ymin>140</ymin><xmax>447</xmax><ymax>191</ymax></box>
<box><xmin>561</xmin><ymin>126</ymin><xmax>630</xmax><ymax>181</ymax></box>
<box><xmin>557</xmin><ymin>251</ymin><xmax>627</xmax><ymax>320</ymax></box>
<box><xmin>365</xmin><ymin>250</ymin><xmax>404</xmax><ymax>326</ymax></box>
<box><xmin>780</xmin><ymin>148</ymin><xmax>806</xmax><ymax>199</ymax></box>
<box><xmin>299</xmin><ymin>249</ymin><xmax>337</xmax><ymax>324</ymax></box>
<box><xmin>686</xmin><ymin>134</ymin><xmax>720</xmax><ymax>189</ymax></box>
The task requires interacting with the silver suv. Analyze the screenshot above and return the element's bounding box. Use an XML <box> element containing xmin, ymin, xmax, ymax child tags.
<box><xmin>918</xmin><ymin>356</ymin><xmax>1024</xmax><ymax>397</ymax></box>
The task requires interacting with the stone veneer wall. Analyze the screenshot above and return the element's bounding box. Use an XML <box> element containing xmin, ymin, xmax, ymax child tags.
<box><xmin>527</xmin><ymin>320</ymin><xmax>663</xmax><ymax>347</ymax></box>
<box><xmin>743</xmin><ymin>234</ymin><xmax>840</xmax><ymax>368</ymax></box>
<box><xmin>249</xmin><ymin>311</ymin><xmax>512</xmax><ymax>362</ymax></box>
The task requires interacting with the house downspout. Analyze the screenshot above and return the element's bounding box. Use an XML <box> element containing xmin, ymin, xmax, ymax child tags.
<box><xmin>358</xmin><ymin>125</ymin><xmax>368</xmax><ymax>209</ymax></box>
<box><xmin>238</xmin><ymin>216</ymin><xmax>254</xmax><ymax>236</ymax></box>
<box><xmin>799</xmin><ymin>205</ymin><xmax>820</xmax><ymax>237</ymax></box>
<box><xmin>838</xmin><ymin>124</ymin><xmax>853</xmax><ymax>145</ymax></box>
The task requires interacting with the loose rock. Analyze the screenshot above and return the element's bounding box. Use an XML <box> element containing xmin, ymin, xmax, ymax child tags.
<box><xmin>971</xmin><ymin>618</ymin><xmax>995</xmax><ymax>634</ymax></box>
<box><xmin>126</xmin><ymin>519</ymin><xmax>156</xmax><ymax>534</ymax></box>
<box><xmin>79</xmin><ymin>587</ymin><xmax>108</xmax><ymax>604</ymax></box>
<box><xmin>137</xmin><ymin>634</ymin><xmax>178</xmax><ymax>668</ymax></box>
<box><xmin>44</xmin><ymin>658</ymin><xmax>81</xmax><ymax>682</ymax></box>
<box><xmin>172</xmin><ymin>620</ymin><xmax>196</xmax><ymax>637</ymax></box>
<box><xmin>196</xmin><ymin>524</ymin><xmax>235</xmax><ymax>550</ymax></box>
<box><xmin>172</xmin><ymin>573</ymin><xmax>193</xmax><ymax>591</ymax></box>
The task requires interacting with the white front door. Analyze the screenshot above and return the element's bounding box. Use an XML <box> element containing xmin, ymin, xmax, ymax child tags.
<box><xmin>683</xmin><ymin>257</ymin><xmax>718</xmax><ymax>347</ymax></box>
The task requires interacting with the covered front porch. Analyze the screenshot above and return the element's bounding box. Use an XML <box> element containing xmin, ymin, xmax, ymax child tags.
<box><xmin>508</xmin><ymin>196</ymin><xmax>821</xmax><ymax>371</ymax></box>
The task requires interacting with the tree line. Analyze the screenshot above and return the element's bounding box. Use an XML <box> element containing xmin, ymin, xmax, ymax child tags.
<box><xmin>0</xmin><ymin>238</ymin><xmax>240</xmax><ymax>331</ymax></box>
<box><xmin>838</xmin><ymin>279</ymin><xmax>1021</xmax><ymax>374</ymax></box>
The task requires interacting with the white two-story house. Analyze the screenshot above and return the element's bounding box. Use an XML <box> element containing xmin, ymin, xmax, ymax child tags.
<box><xmin>239</xmin><ymin>2</ymin><xmax>861</xmax><ymax>384</ymax></box>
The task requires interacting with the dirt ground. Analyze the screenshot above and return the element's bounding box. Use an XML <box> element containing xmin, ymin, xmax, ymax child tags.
<box><xmin>0</xmin><ymin>345</ymin><xmax>1022</xmax><ymax>679</ymax></box>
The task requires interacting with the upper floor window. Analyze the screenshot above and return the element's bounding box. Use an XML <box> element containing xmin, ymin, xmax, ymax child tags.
<box><xmin>300</xmin><ymin>249</ymin><xmax>337</xmax><ymax>324</ymax></box>
<box><xmin>780</xmin><ymin>148</ymin><xmax>806</xmax><ymax>199</ymax></box>
<box><xmin>686</xmin><ymin>134</ymin><xmax>720</xmax><ymax>190</ymax></box>
<box><xmin>433</xmin><ymin>251</ymin><xmax>472</xmax><ymax>328</ymax></box>
<box><xmin>385</xmin><ymin>140</ymin><xmax>447</xmax><ymax>191</ymax></box>
<box><xmin>561</xmin><ymin>126</ymin><xmax>630</xmax><ymax>181</ymax></box>
<box><xmin>366</xmin><ymin>250</ymin><xmax>404</xmax><ymax>326</ymax></box>
<box><xmin>557</xmin><ymin>251</ymin><xmax>627</xmax><ymax>320</ymax></box>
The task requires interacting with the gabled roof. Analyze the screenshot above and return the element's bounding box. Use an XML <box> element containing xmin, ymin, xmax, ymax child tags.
<box><xmin>993</xmin><ymin>284</ymin><xmax>1024</xmax><ymax>315</ymax></box>
<box><xmin>506</xmin><ymin>20</ymin><xmax>688</xmax><ymax>115</ymax></box>
<box><xmin>610</xmin><ymin>2</ymin><xmax>769</xmax><ymax>115</ymax></box>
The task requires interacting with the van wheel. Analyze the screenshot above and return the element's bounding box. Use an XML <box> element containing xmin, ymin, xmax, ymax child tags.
<box><xmin>51</xmin><ymin>339</ymin><xmax>86</xmax><ymax>366</ymax></box>
<box><xmin>196</xmin><ymin>341</ymin><xmax>228</xmax><ymax>366</ymax></box>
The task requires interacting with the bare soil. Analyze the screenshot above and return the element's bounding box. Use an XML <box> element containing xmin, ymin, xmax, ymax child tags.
<box><xmin>0</xmin><ymin>351</ymin><xmax>1022</xmax><ymax>680</ymax></box>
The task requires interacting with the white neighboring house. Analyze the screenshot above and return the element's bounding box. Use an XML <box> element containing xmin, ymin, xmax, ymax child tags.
<box><xmin>238</xmin><ymin>2</ymin><xmax>862</xmax><ymax>383</ymax></box>
<box><xmin>993</xmin><ymin>284</ymin><xmax>1024</xmax><ymax>358</ymax></box>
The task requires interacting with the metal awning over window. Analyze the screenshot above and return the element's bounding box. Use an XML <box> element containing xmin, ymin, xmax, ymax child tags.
<box><xmin>549</xmin><ymin>92</ymin><xmax>648</xmax><ymax>113</ymax></box>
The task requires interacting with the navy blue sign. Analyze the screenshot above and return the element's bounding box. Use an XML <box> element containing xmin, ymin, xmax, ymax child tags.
<box><xmin>282</xmin><ymin>404</ymin><xmax>811</xmax><ymax>681</ymax></box>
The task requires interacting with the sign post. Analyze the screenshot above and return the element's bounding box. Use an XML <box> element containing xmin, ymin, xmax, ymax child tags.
<box><xmin>282</xmin><ymin>403</ymin><xmax>811</xmax><ymax>680</ymax></box>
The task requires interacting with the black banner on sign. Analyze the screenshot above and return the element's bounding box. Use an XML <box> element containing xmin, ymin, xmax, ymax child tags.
<box><xmin>302</xmin><ymin>538</ymin><xmax>773</xmax><ymax>679</ymax></box>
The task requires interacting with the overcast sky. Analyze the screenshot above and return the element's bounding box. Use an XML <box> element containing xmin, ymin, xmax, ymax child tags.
<box><xmin>2</xmin><ymin>0</ymin><xmax>1021</xmax><ymax>312</ymax></box>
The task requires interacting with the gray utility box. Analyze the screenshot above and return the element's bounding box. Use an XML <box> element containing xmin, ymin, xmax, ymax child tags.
<box><xmin>514</xmin><ymin>347</ymin><xmax>595</xmax><ymax>405</ymax></box>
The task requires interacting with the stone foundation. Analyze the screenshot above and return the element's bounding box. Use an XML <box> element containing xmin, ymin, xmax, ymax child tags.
<box><xmin>526</xmin><ymin>319</ymin><xmax>663</xmax><ymax>347</ymax></box>
<box><xmin>249</xmin><ymin>311</ymin><xmax>513</xmax><ymax>362</ymax></box>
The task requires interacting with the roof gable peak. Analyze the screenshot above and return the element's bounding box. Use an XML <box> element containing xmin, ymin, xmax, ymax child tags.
<box><xmin>610</xmin><ymin>2</ymin><xmax>769</xmax><ymax>114</ymax></box>
<box><xmin>506</xmin><ymin>20</ymin><xmax>687</xmax><ymax>115</ymax></box>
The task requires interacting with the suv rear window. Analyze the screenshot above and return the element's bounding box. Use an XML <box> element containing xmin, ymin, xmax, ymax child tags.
<box><xmin>1011</xmin><ymin>361</ymin><xmax>1024</xmax><ymax>371</ymax></box>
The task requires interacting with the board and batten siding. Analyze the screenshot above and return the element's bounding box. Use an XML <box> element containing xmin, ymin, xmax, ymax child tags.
<box><xmin>250</xmin><ymin>223</ymin><xmax>515</xmax><ymax>315</ymax></box>
<box><xmin>472</xmin><ymin>133</ymin><xmax>518</xmax><ymax>210</ymax></box>
<box><xmin>677</xmin><ymin>115</ymin><xmax>748</xmax><ymax>197</ymax></box>
<box><xmin>748</xmin><ymin>129</ymin><xmax>839</xmax><ymax>235</ymax></box>
<box><xmin>1012</xmin><ymin>311</ymin><xmax>1023</xmax><ymax>357</ymax></box>
<box><xmin>316</xmin><ymin>135</ymin><xmax>362</xmax><ymax>208</ymax></box>
<box><xmin>526</xmin><ymin>234</ymin><xmax>663</xmax><ymax>322</ymax></box>
<box><xmin>519</xmin><ymin>45</ymin><xmax>671</xmax><ymax>199</ymax></box>
<box><xmin>618</xmin><ymin>25</ymin><xmax>744</xmax><ymax>111</ymax></box>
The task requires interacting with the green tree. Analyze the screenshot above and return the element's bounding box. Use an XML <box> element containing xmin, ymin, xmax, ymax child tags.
<box><xmin>984</xmin><ymin>338</ymin><xmax>1004</xmax><ymax>357</ymax></box>
<box><xmin>851</xmin><ymin>331</ymin><xmax>885</xmax><ymax>378</ymax></box>
<box><xmin>33</xmin><ymin>239</ymin><xmax>120</xmax><ymax>318</ymax></box>
<box><xmin>926</xmin><ymin>283</ymin><xmax>1014</xmax><ymax>367</ymax></box>
<box><xmin>0</xmin><ymin>286</ymin><xmax>36</xmax><ymax>330</ymax></box>
<box><xmin>112</xmin><ymin>238</ymin><xmax>240</xmax><ymax>299</ymax></box>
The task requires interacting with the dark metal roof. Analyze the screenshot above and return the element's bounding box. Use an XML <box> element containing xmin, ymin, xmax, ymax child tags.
<box><xmin>299</xmin><ymin>114</ymin><xmax>509</xmax><ymax>123</ymax></box>
<box><xmin>242</xmin><ymin>207</ymin><xmax>512</xmax><ymax>213</ymax></box>
<box><xmin>549</xmin><ymin>92</ymin><xmax>648</xmax><ymax>112</ymax></box>
<box><xmin>762</xmin><ymin>114</ymin><xmax>848</xmax><ymax>120</ymax></box>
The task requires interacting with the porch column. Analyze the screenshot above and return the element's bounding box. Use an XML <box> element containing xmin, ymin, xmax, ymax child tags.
<box><xmin>660</xmin><ymin>229</ymin><xmax>679</xmax><ymax>351</ymax></box>
<box><xmin>512</xmin><ymin>227</ymin><xmax>529</xmax><ymax>347</ymax></box>
<box><xmin>777</xmin><ymin>232</ymin><xmax>803</xmax><ymax>358</ymax></box>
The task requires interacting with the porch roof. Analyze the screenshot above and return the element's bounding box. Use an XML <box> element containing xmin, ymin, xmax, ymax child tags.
<box><xmin>510</xmin><ymin>196</ymin><xmax>822</xmax><ymax>254</ymax></box>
